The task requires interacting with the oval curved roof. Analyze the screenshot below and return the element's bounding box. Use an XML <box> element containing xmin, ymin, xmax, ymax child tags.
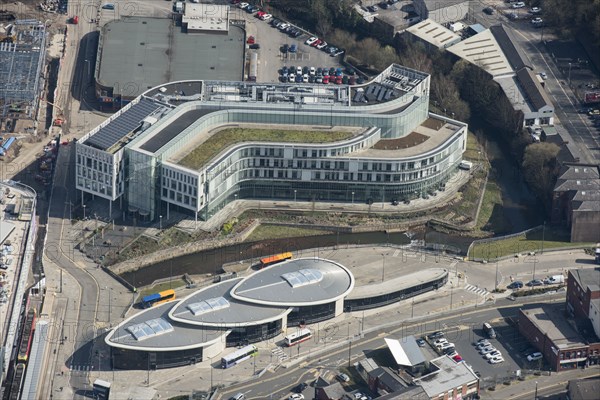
<box><xmin>168</xmin><ymin>278</ymin><xmax>291</xmax><ymax>327</ymax></box>
<box><xmin>230</xmin><ymin>258</ymin><xmax>354</xmax><ymax>306</ymax></box>
<box><xmin>105</xmin><ymin>301</ymin><xmax>226</xmax><ymax>352</ymax></box>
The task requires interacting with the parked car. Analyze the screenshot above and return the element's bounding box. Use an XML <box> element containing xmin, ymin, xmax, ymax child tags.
<box><xmin>526</xmin><ymin>279</ymin><xmax>544</xmax><ymax>287</ymax></box>
<box><xmin>289</xmin><ymin>44</ymin><xmax>297</xmax><ymax>53</ymax></box>
<box><xmin>439</xmin><ymin>342</ymin><xmax>455</xmax><ymax>351</ymax></box>
<box><xmin>305</xmin><ymin>36</ymin><xmax>318</xmax><ymax>45</ymax></box>
<box><xmin>511</xmin><ymin>2</ymin><xmax>525</xmax><ymax>8</ymax></box>
<box><xmin>237</xmin><ymin>2</ymin><xmax>249</xmax><ymax>9</ymax></box>
<box><xmin>416</xmin><ymin>338</ymin><xmax>426</xmax><ymax>347</ymax></box>
<box><xmin>489</xmin><ymin>356</ymin><xmax>505</xmax><ymax>364</ymax></box>
<box><xmin>249</xmin><ymin>43</ymin><xmax>260</xmax><ymax>49</ymax></box>
<box><xmin>288</xmin><ymin>394</ymin><xmax>304</xmax><ymax>400</ymax></box>
<box><xmin>530</xmin><ymin>7</ymin><xmax>542</xmax><ymax>13</ymax></box>
<box><xmin>316</xmin><ymin>41</ymin><xmax>328</xmax><ymax>49</ymax></box>
<box><xmin>531</xmin><ymin>17</ymin><xmax>543</xmax><ymax>25</ymax></box>
<box><xmin>485</xmin><ymin>350</ymin><xmax>502</xmax><ymax>359</ymax></box>
<box><xmin>434</xmin><ymin>338</ymin><xmax>448</xmax><ymax>346</ymax></box>
<box><xmin>507</xmin><ymin>281</ymin><xmax>524</xmax><ymax>289</ymax></box>
<box><xmin>479</xmin><ymin>346</ymin><xmax>496</xmax><ymax>355</ymax></box>
<box><xmin>453</xmin><ymin>355</ymin><xmax>463</xmax><ymax>362</ymax></box>
<box><xmin>483</xmin><ymin>7</ymin><xmax>494</xmax><ymax>15</ymax></box>
<box><xmin>294</xmin><ymin>383</ymin><xmax>308</xmax><ymax>393</ymax></box>
<box><xmin>428</xmin><ymin>331</ymin><xmax>444</xmax><ymax>340</ymax></box>
<box><xmin>474</xmin><ymin>338</ymin><xmax>490</xmax><ymax>346</ymax></box>
<box><xmin>281</xmin><ymin>44</ymin><xmax>289</xmax><ymax>53</ymax></box>
<box><xmin>527</xmin><ymin>352</ymin><xmax>543</xmax><ymax>362</ymax></box>
<box><xmin>337</xmin><ymin>373</ymin><xmax>350</xmax><ymax>382</ymax></box>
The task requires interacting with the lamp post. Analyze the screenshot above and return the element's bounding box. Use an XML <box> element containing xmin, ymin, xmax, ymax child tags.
<box><xmin>159</xmin><ymin>215</ymin><xmax>162</xmax><ymax>231</ymax></box>
<box><xmin>294</xmin><ymin>190</ymin><xmax>297</xmax><ymax>202</ymax></box>
<box><xmin>381</xmin><ymin>253</ymin><xmax>386</xmax><ymax>282</ymax></box>
<box><xmin>568</xmin><ymin>63</ymin><xmax>572</xmax><ymax>85</ymax></box>
<box><xmin>351</xmin><ymin>191</ymin><xmax>354</xmax><ymax>204</ymax></box>
<box><xmin>495</xmin><ymin>261</ymin><xmax>499</xmax><ymax>291</ymax></box>
<box><xmin>533</xmin><ymin>257</ymin><xmax>538</xmax><ymax>281</ymax></box>
<box><xmin>534</xmin><ymin>381</ymin><xmax>538</xmax><ymax>400</ymax></box>
<box><xmin>541</xmin><ymin>221</ymin><xmax>546</xmax><ymax>254</ymax></box>
<box><xmin>83</xmin><ymin>204</ymin><xmax>86</xmax><ymax>220</ymax></box>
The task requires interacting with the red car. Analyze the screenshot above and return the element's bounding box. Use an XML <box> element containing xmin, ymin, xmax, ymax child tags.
<box><xmin>246</xmin><ymin>36</ymin><xmax>255</xmax><ymax>44</ymax></box>
<box><xmin>453</xmin><ymin>355</ymin><xmax>463</xmax><ymax>362</ymax></box>
<box><xmin>334</xmin><ymin>76</ymin><xmax>343</xmax><ymax>84</ymax></box>
<box><xmin>311</xmin><ymin>39</ymin><xmax>322</xmax><ymax>47</ymax></box>
<box><xmin>256</xmin><ymin>11</ymin><xmax>266</xmax><ymax>17</ymax></box>
<box><xmin>322</xmin><ymin>76</ymin><xmax>330</xmax><ymax>84</ymax></box>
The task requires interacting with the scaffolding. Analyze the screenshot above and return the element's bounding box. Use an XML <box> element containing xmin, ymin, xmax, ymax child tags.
<box><xmin>0</xmin><ymin>20</ymin><xmax>47</xmax><ymax>120</ymax></box>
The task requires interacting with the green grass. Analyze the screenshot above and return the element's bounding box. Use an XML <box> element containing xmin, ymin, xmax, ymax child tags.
<box><xmin>476</xmin><ymin>180</ymin><xmax>509</xmax><ymax>233</ymax></box>
<box><xmin>245</xmin><ymin>224</ymin><xmax>332</xmax><ymax>242</ymax></box>
<box><xmin>139</xmin><ymin>279</ymin><xmax>186</xmax><ymax>297</ymax></box>
<box><xmin>463</xmin><ymin>131</ymin><xmax>483</xmax><ymax>162</ymax></box>
<box><xmin>178</xmin><ymin>127</ymin><xmax>356</xmax><ymax>169</ymax></box>
<box><xmin>470</xmin><ymin>227</ymin><xmax>593</xmax><ymax>260</ymax></box>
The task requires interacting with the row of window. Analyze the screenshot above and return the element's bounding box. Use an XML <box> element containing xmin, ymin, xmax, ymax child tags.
<box><xmin>161</xmin><ymin>187</ymin><xmax>198</xmax><ymax>208</ymax></box>
<box><xmin>78</xmin><ymin>154</ymin><xmax>113</xmax><ymax>174</ymax></box>
<box><xmin>77</xmin><ymin>177</ymin><xmax>113</xmax><ymax>197</ymax></box>
<box><xmin>234</xmin><ymin>168</ymin><xmax>441</xmax><ymax>182</ymax></box>
<box><xmin>162</xmin><ymin>168</ymin><xmax>200</xmax><ymax>186</ymax></box>
<box><xmin>162</xmin><ymin>177</ymin><xmax>198</xmax><ymax>196</ymax></box>
<box><xmin>78</xmin><ymin>166</ymin><xmax>111</xmax><ymax>185</ymax></box>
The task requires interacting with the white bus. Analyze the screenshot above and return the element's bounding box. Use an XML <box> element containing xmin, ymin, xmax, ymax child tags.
<box><xmin>284</xmin><ymin>328</ymin><xmax>312</xmax><ymax>347</ymax></box>
<box><xmin>221</xmin><ymin>344</ymin><xmax>258</xmax><ymax>369</ymax></box>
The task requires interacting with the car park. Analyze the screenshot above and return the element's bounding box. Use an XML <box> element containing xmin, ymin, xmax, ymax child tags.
<box><xmin>507</xmin><ymin>281</ymin><xmax>523</xmax><ymax>289</ymax></box>
<box><xmin>527</xmin><ymin>352</ymin><xmax>543</xmax><ymax>362</ymax></box>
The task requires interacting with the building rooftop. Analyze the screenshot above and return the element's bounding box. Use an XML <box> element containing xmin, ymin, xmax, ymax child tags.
<box><xmin>344</xmin><ymin>116</ymin><xmax>463</xmax><ymax>159</ymax></box>
<box><xmin>378</xmin><ymin>386</ymin><xmax>428</xmax><ymax>400</ymax></box>
<box><xmin>521</xmin><ymin>305</ymin><xmax>588</xmax><ymax>350</ymax></box>
<box><xmin>182</xmin><ymin>4</ymin><xmax>229</xmax><ymax>32</ymax></box>
<box><xmin>385</xmin><ymin>336</ymin><xmax>427</xmax><ymax>367</ymax></box>
<box><xmin>515</xmin><ymin>68</ymin><xmax>553</xmax><ymax>111</ymax></box>
<box><xmin>569</xmin><ymin>269</ymin><xmax>600</xmax><ymax>294</ymax></box>
<box><xmin>168</xmin><ymin>278</ymin><xmax>290</xmax><ymax>327</ymax></box>
<box><xmin>105</xmin><ymin>300</ymin><xmax>226</xmax><ymax>351</ymax></box>
<box><xmin>489</xmin><ymin>25</ymin><xmax>531</xmax><ymax>71</ymax></box>
<box><xmin>346</xmin><ymin>268</ymin><xmax>447</xmax><ymax>300</ymax></box>
<box><xmin>230</xmin><ymin>258</ymin><xmax>354</xmax><ymax>306</ymax></box>
<box><xmin>447</xmin><ymin>28</ymin><xmax>514</xmax><ymax>77</ymax></box>
<box><xmin>413</xmin><ymin>355</ymin><xmax>478</xmax><ymax>398</ymax></box>
<box><xmin>568</xmin><ymin>377</ymin><xmax>600</xmax><ymax>400</ymax></box>
<box><xmin>406</xmin><ymin>19</ymin><xmax>461</xmax><ymax>49</ymax></box>
<box><xmin>370</xmin><ymin>366</ymin><xmax>407</xmax><ymax>392</ymax></box>
<box><xmin>96</xmin><ymin>17</ymin><xmax>244</xmax><ymax>99</ymax></box>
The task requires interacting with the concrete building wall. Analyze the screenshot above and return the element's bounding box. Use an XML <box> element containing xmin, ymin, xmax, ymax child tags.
<box><xmin>571</xmin><ymin>210</ymin><xmax>600</xmax><ymax>242</ymax></box>
<box><xmin>589</xmin><ymin>300</ymin><xmax>600</xmax><ymax>339</ymax></box>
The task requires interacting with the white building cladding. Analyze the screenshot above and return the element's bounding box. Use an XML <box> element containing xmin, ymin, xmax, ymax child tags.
<box><xmin>104</xmin><ymin>258</ymin><xmax>448</xmax><ymax>370</ymax></box>
<box><xmin>76</xmin><ymin>64</ymin><xmax>468</xmax><ymax>221</ymax></box>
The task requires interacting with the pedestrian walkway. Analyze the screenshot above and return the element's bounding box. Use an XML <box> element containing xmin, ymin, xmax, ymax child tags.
<box><xmin>465</xmin><ymin>283</ymin><xmax>490</xmax><ymax>297</ymax></box>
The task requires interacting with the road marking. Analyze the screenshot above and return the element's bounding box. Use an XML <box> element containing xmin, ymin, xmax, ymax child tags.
<box><xmin>465</xmin><ymin>284</ymin><xmax>490</xmax><ymax>296</ymax></box>
<box><xmin>392</xmin><ymin>249</ymin><xmax>400</xmax><ymax>257</ymax></box>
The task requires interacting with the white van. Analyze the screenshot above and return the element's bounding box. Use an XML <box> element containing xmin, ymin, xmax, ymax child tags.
<box><xmin>544</xmin><ymin>275</ymin><xmax>564</xmax><ymax>284</ymax></box>
<box><xmin>230</xmin><ymin>394</ymin><xmax>245</xmax><ymax>400</ymax></box>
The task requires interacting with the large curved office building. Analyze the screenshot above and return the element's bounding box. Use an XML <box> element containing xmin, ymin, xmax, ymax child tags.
<box><xmin>76</xmin><ymin>64</ymin><xmax>468</xmax><ymax>221</ymax></box>
<box><xmin>105</xmin><ymin>258</ymin><xmax>448</xmax><ymax>369</ymax></box>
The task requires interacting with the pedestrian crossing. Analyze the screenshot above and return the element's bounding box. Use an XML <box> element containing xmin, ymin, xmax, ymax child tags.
<box><xmin>464</xmin><ymin>284</ymin><xmax>490</xmax><ymax>296</ymax></box>
<box><xmin>69</xmin><ymin>365</ymin><xmax>92</xmax><ymax>372</ymax></box>
<box><xmin>271</xmin><ymin>347</ymin><xmax>288</xmax><ymax>362</ymax></box>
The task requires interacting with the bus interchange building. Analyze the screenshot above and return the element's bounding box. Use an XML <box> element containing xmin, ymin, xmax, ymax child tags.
<box><xmin>105</xmin><ymin>258</ymin><xmax>448</xmax><ymax>369</ymax></box>
<box><xmin>75</xmin><ymin>63</ymin><xmax>468</xmax><ymax>222</ymax></box>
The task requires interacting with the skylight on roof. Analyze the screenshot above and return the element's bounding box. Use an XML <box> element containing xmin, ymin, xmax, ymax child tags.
<box><xmin>281</xmin><ymin>269</ymin><xmax>324</xmax><ymax>288</ymax></box>
<box><xmin>126</xmin><ymin>318</ymin><xmax>174</xmax><ymax>341</ymax></box>
<box><xmin>187</xmin><ymin>297</ymin><xmax>230</xmax><ymax>316</ymax></box>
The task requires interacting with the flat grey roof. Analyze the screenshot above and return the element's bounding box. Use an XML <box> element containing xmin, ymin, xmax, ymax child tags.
<box><xmin>140</xmin><ymin>108</ymin><xmax>211</xmax><ymax>153</ymax></box>
<box><xmin>169</xmin><ymin>278</ymin><xmax>290</xmax><ymax>327</ymax></box>
<box><xmin>106</xmin><ymin>301</ymin><xmax>225</xmax><ymax>351</ymax></box>
<box><xmin>97</xmin><ymin>17</ymin><xmax>244</xmax><ymax>98</ymax></box>
<box><xmin>569</xmin><ymin>269</ymin><xmax>600</xmax><ymax>294</ymax></box>
<box><xmin>414</xmin><ymin>355</ymin><xmax>478</xmax><ymax>397</ymax></box>
<box><xmin>231</xmin><ymin>258</ymin><xmax>354</xmax><ymax>306</ymax></box>
<box><xmin>521</xmin><ymin>305</ymin><xmax>587</xmax><ymax>349</ymax></box>
<box><xmin>346</xmin><ymin>268</ymin><xmax>448</xmax><ymax>300</ymax></box>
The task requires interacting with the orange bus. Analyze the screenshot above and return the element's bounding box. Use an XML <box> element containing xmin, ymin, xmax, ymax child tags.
<box><xmin>259</xmin><ymin>252</ymin><xmax>292</xmax><ymax>269</ymax></box>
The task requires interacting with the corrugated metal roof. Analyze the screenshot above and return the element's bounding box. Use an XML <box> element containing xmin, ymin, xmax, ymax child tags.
<box><xmin>21</xmin><ymin>320</ymin><xmax>50</xmax><ymax>400</ymax></box>
<box><xmin>385</xmin><ymin>336</ymin><xmax>426</xmax><ymax>366</ymax></box>
<box><xmin>516</xmin><ymin>68</ymin><xmax>553</xmax><ymax>111</ymax></box>
<box><xmin>490</xmin><ymin>24</ymin><xmax>531</xmax><ymax>71</ymax></box>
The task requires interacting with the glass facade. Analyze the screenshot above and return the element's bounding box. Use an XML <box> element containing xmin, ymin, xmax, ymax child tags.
<box><xmin>111</xmin><ymin>347</ymin><xmax>203</xmax><ymax>370</ymax></box>
<box><xmin>344</xmin><ymin>272</ymin><xmax>448</xmax><ymax>311</ymax></box>
<box><xmin>225</xmin><ymin>320</ymin><xmax>283</xmax><ymax>347</ymax></box>
<box><xmin>287</xmin><ymin>303</ymin><xmax>337</xmax><ymax>326</ymax></box>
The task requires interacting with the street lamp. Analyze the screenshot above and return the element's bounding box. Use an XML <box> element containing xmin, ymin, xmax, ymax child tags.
<box><xmin>381</xmin><ymin>253</ymin><xmax>386</xmax><ymax>282</ymax></box>
<box><xmin>83</xmin><ymin>204</ymin><xmax>86</xmax><ymax>220</ymax></box>
<box><xmin>159</xmin><ymin>215</ymin><xmax>162</xmax><ymax>231</ymax></box>
<box><xmin>351</xmin><ymin>191</ymin><xmax>354</xmax><ymax>204</ymax></box>
<box><xmin>541</xmin><ymin>221</ymin><xmax>546</xmax><ymax>254</ymax></box>
<box><xmin>294</xmin><ymin>189</ymin><xmax>297</xmax><ymax>202</ymax></box>
<box><xmin>534</xmin><ymin>381</ymin><xmax>538</xmax><ymax>400</ymax></box>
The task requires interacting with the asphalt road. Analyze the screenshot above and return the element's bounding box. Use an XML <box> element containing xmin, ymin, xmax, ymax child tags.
<box><xmin>473</xmin><ymin>1</ymin><xmax>600</xmax><ymax>164</ymax></box>
<box><xmin>45</xmin><ymin>143</ymin><xmax>100</xmax><ymax>398</ymax></box>
<box><xmin>217</xmin><ymin>293</ymin><xmax>566</xmax><ymax>400</ymax></box>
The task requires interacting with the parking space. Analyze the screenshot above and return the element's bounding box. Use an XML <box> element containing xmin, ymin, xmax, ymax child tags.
<box><xmin>232</xmin><ymin>1</ymin><xmax>347</xmax><ymax>84</ymax></box>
